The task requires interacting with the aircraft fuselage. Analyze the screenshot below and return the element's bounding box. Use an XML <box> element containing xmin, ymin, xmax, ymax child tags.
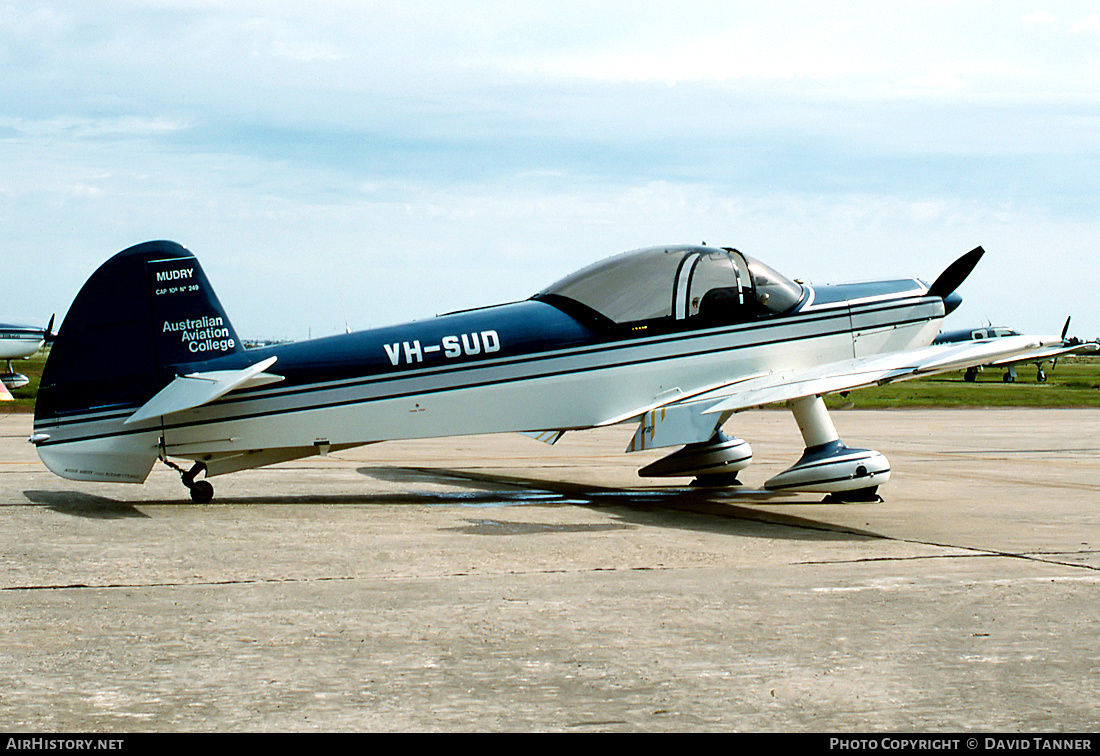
<box><xmin>32</xmin><ymin>270</ymin><xmax>942</xmax><ymax>484</ymax></box>
<box><xmin>0</xmin><ymin>324</ymin><xmax>45</xmax><ymax>361</ymax></box>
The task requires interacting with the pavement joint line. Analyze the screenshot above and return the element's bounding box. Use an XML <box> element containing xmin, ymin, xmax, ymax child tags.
<box><xmin>800</xmin><ymin>540</ymin><xmax>1100</xmax><ymax>572</ymax></box>
<box><xmin>0</xmin><ymin>564</ymin><xmax>683</xmax><ymax>592</ymax></box>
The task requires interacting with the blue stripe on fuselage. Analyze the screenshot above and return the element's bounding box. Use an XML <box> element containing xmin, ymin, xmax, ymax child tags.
<box><xmin>170</xmin><ymin>293</ymin><xmax>934</xmax><ymax>416</ymax></box>
<box><xmin>170</xmin><ymin>300</ymin><xmax>599</xmax><ymax>390</ymax></box>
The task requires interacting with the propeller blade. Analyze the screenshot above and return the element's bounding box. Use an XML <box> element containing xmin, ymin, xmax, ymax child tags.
<box><xmin>1056</xmin><ymin>316</ymin><xmax>1077</xmax><ymax>368</ymax></box>
<box><xmin>928</xmin><ymin>246</ymin><xmax>985</xmax><ymax>300</ymax></box>
<box><xmin>44</xmin><ymin>314</ymin><xmax>56</xmax><ymax>344</ymax></box>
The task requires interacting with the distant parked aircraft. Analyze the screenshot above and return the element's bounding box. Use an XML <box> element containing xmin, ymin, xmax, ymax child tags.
<box><xmin>934</xmin><ymin>318</ymin><xmax>1097</xmax><ymax>382</ymax></box>
<box><xmin>0</xmin><ymin>318</ymin><xmax>52</xmax><ymax>399</ymax></box>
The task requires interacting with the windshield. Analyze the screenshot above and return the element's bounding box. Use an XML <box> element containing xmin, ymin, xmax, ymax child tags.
<box><xmin>535</xmin><ymin>245</ymin><xmax>803</xmax><ymax>327</ymax></box>
<box><xmin>744</xmin><ymin>256</ymin><xmax>804</xmax><ymax>315</ymax></box>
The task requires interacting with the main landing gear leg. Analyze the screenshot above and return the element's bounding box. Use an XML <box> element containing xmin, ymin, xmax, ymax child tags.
<box><xmin>162</xmin><ymin>458</ymin><xmax>214</xmax><ymax>503</ymax></box>
<box><xmin>764</xmin><ymin>395</ymin><xmax>890</xmax><ymax>502</ymax></box>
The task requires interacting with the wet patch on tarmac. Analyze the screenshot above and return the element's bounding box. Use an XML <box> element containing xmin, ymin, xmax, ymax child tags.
<box><xmin>361</xmin><ymin>465</ymin><xmax>887</xmax><ymax>542</ymax></box>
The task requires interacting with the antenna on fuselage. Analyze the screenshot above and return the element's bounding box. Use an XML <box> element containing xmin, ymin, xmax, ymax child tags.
<box><xmin>333</xmin><ymin>260</ymin><xmax>351</xmax><ymax>334</ymax></box>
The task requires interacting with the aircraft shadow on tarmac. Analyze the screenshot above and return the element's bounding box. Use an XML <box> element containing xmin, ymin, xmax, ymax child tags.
<box><xmin>17</xmin><ymin>467</ymin><xmax>885</xmax><ymax>542</ymax></box>
<box><xmin>357</xmin><ymin>465</ymin><xmax>884</xmax><ymax>542</ymax></box>
<box><xmin>22</xmin><ymin>490</ymin><xmax>150</xmax><ymax>519</ymax></box>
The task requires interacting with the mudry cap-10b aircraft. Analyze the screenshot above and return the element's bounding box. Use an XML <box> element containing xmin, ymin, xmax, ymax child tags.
<box><xmin>31</xmin><ymin>241</ymin><xmax>1058</xmax><ymax>503</ymax></box>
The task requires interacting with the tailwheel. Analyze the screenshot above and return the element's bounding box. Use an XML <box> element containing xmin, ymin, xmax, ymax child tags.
<box><xmin>181</xmin><ymin>462</ymin><xmax>213</xmax><ymax>503</ymax></box>
<box><xmin>162</xmin><ymin>458</ymin><xmax>214</xmax><ymax>503</ymax></box>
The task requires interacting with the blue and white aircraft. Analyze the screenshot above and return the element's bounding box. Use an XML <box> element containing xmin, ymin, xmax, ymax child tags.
<box><xmin>934</xmin><ymin>318</ymin><xmax>1098</xmax><ymax>383</ymax></box>
<box><xmin>31</xmin><ymin>241</ymin><xmax>1057</xmax><ymax>503</ymax></box>
<box><xmin>1</xmin><ymin>318</ymin><xmax>52</xmax><ymax>399</ymax></box>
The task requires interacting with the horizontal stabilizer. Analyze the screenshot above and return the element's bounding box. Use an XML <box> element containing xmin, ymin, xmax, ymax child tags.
<box><xmin>126</xmin><ymin>356</ymin><xmax>282</xmax><ymax>425</ymax></box>
<box><xmin>0</xmin><ymin>381</ymin><xmax>12</xmax><ymax>401</ymax></box>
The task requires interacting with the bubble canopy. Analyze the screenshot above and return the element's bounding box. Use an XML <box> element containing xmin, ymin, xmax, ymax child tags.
<box><xmin>534</xmin><ymin>246</ymin><xmax>804</xmax><ymax>328</ymax></box>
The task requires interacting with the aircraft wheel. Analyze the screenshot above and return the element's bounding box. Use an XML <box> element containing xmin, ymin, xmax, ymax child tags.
<box><xmin>821</xmin><ymin>486</ymin><xmax>882</xmax><ymax>504</ymax></box>
<box><xmin>189</xmin><ymin>480</ymin><xmax>214</xmax><ymax>504</ymax></box>
<box><xmin>689</xmin><ymin>473</ymin><xmax>743</xmax><ymax>487</ymax></box>
<box><xmin>1037</xmin><ymin>369</ymin><xmax>1047</xmax><ymax>383</ymax></box>
<box><xmin>964</xmin><ymin>368</ymin><xmax>977</xmax><ymax>382</ymax></box>
<box><xmin>1002</xmin><ymin>373</ymin><xmax>1015</xmax><ymax>383</ymax></box>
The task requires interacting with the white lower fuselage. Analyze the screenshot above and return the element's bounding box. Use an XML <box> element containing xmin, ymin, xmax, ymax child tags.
<box><xmin>0</xmin><ymin>329</ymin><xmax>44</xmax><ymax>362</ymax></box>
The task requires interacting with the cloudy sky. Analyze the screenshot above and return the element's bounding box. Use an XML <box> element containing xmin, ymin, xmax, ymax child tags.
<box><xmin>2</xmin><ymin>1</ymin><xmax>1098</xmax><ymax>341</ymax></box>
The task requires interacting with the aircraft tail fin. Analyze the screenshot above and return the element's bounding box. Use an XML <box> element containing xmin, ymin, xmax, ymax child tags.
<box><xmin>35</xmin><ymin>241</ymin><xmax>245</xmax><ymax>421</ymax></box>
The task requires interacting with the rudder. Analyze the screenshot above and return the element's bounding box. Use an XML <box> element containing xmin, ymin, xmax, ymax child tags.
<box><xmin>147</xmin><ymin>246</ymin><xmax>243</xmax><ymax>368</ymax></box>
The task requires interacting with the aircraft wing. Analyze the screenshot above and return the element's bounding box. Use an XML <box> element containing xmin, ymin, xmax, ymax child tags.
<box><xmin>618</xmin><ymin>335</ymin><xmax>1053</xmax><ymax>451</ymax></box>
<box><xmin>987</xmin><ymin>341</ymin><xmax>1099</xmax><ymax>367</ymax></box>
<box><xmin>700</xmin><ymin>335</ymin><xmax>1051</xmax><ymax>415</ymax></box>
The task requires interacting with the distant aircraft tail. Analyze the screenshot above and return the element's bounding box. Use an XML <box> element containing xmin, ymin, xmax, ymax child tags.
<box><xmin>35</xmin><ymin>240</ymin><xmax>245</xmax><ymax>421</ymax></box>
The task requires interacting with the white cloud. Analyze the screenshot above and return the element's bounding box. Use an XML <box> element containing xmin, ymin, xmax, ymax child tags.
<box><xmin>0</xmin><ymin>115</ymin><xmax>189</xmax><ymax>138</ymax></box>
<box><xmin>1071</xmin><ymin>15</ymin><xmax>1100</xmax><ymax>33</ymax></box>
